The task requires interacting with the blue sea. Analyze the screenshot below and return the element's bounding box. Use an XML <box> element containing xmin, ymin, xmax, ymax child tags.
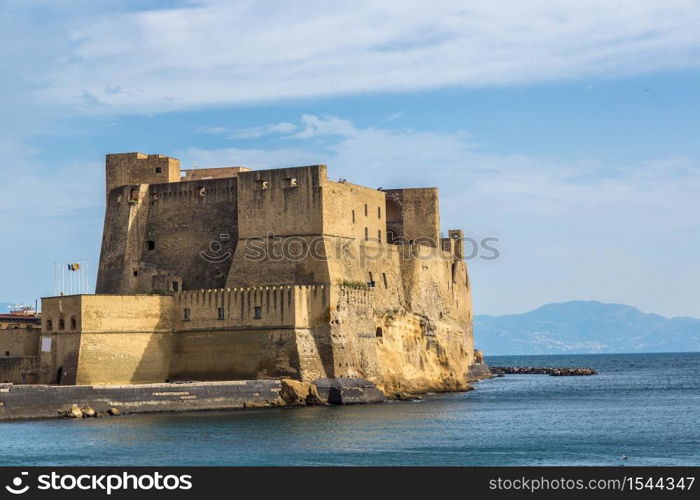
<box><xmin>1</xmin><ymin>353</ymin><xmax>698</xmax><ymax>466</ymax></box>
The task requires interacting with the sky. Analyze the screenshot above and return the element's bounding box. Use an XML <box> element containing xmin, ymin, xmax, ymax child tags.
<box><xmin>0</xmin><ymin>0</ymin><xmax>698</xmax><ymax>318</ymax></box>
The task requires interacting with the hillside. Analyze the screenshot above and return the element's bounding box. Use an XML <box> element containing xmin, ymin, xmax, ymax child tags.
<box><xmin>475</xmin><ymin>301</ymin><xmax>700</xmax><ymax>355</ymax></box>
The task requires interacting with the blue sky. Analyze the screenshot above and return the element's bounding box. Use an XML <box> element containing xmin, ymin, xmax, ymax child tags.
<box><xmin>1</xmin><ymin>0</ymin><xmax>699</xmax><ymax>317</ymax></box>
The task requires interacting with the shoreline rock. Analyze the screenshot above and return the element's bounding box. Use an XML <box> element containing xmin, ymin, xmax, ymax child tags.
<box><xmin>313</xmin><ymin>378</ymin><xmax>385</xmax><ymax>405</ymax></box>
<box><xmin>280</xmin><ymin>379</ymin><xmax>322</xmax><ymax>406</ymax></box>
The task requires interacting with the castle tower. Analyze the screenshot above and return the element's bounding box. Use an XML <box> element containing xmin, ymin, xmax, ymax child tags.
<box><xmin>105</xmin><ymin>153</ymin><xmax>181</xmax><ymax>196</ymax></box>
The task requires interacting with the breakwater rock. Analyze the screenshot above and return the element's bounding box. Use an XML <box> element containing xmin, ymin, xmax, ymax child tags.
<box><xmin>490</xmin><ymin>366</ymin><xmax>597</xmax><ymax>376</ymax></box>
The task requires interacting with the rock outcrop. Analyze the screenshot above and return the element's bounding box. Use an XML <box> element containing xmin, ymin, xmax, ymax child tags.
<box><xmin>81</xmin><ymin>406</ymin><xmax>96</xmax><ymax>417</ymax></box>
<box><xmin>280</xmin><ymin>379</ymin><xmax>322</xmax><ymax>406</ymax></box>
<box><xmin>467</xmin><ymin>349</ymin><xmax>493</xmax><ymax>381</ymax></box>
<box><xmin>67</xmin><ymin>404</ymin><xmax>83</xmax><ymax>418</ymax></box>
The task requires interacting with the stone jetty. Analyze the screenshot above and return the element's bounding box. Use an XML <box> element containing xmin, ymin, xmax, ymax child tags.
<box><xmin>490</xmin><ymin>366</ymin><xmax>597</xmax><ymax>376</ymax></box>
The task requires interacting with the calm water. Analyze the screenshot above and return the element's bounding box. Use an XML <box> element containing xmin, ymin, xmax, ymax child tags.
<box><xmin>1</xmin><ymin>353</ymin><xmax>698</xmax><ymax>466</ymax></box>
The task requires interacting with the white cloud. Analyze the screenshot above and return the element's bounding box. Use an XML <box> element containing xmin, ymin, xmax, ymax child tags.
<box><xmin>290</xmin><ymin>115</ymin><xmax>359</xmax><ymax>139</ymax></box>
<box><xmin>196</xmin><ymin>122</ymin><xmax>298</xmax><ymax>139</ymax></box>
<box><xmin>22</xmin><ymin>0</ymin><xmax>700</xmax><ymax>113</ymax></box>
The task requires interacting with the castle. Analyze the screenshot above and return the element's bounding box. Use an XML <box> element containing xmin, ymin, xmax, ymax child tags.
<box><xmin>30</xmin><ymin>153</ymin><xmax>475</xmax><ymax>394</ymax></box>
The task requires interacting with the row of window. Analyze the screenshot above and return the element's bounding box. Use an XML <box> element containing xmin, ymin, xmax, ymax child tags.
<box><xmin>44</xmin><ymin>317</ymin><xmax>76</xmax><ymax>331</ymax></box>
<box><xmin>182</xmin><ymin>306</ymin><xmax>263</xmax><ymax>321</ymax></box>
<box><xmin>182</xmin><ymin>307</ymin><xmax>385</xmax><ymax>339</ymax></box>
<box><xmin>352</xmin><ymin>204</ymin><xmax>382</xmax><ymax>223</ymax></box>
<box><xmin>363</xmin><ymin>227</ymin><xmax>383</xmax><ymax>241</ymax></box>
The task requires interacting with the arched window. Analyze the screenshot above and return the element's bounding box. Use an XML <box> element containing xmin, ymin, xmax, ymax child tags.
<box><xmin>58</xmin><ymin>318</ymin><xmax>65</xmax><ymax>330</ymax></box>
<box><xmin>45</xmin><ymin>319</ymin><xmax>53</xmax><ymax>331</ymax></box>
<box><xmin>375</xmin><ymin>327</ymin><xmax>383</xmax><ymax>338</ymax></box>
<box><xmin>70</xmin><ymin>317</ymin><xmax>77</xmax><ymax>330</ymax></box>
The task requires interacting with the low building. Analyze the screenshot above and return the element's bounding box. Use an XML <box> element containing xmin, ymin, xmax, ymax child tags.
<box><xmin>0</xmin><ymin>307</ymin><xmax>41</xmax><ymax>383</ymax></box>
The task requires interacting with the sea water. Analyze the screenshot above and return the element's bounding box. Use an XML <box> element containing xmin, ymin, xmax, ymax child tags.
<box><xmin>1</xmin><ymin>352</ymin><xmax>698</xmax><ymax>466</ymax></box>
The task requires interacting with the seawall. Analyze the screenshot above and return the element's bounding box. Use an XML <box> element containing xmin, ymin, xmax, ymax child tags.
<box><xmin>0</xmin><ymin>380</ymin><xmax>284</xmax><ymax>420</ymax></box>
<box><xmin>0</xmin><ymin>377</ymin><xmax>386</xmax><ymax>421</ymax></box>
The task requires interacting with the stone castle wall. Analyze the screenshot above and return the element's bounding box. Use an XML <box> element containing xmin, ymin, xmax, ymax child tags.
<box><xmin>0</xmin><ymin>327</ymin><xmax>40</xmax><ymax>358</ymax></box>
<box><xmin>38</xmin><ymin>152</ymin><xmax>476</xmax><ymax>394</ymax></box>
<box><xmin>96</xmin><ymin>177</ymin><xmax>239</xmax><ymax>295</ymax></box>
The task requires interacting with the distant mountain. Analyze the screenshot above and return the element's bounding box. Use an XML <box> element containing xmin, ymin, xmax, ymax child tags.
<box><xmin>474</xmin><ymin>301</ymin><xmax>700</xmax><ymax>355</ymax></box>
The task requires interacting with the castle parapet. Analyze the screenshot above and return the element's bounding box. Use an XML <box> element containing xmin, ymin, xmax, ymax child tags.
<box><xmin>174</xmin><ymin>285</ymin><xmax>329</xmax><ymax>329</ymax></box>
<box><xmin>181</xmin><ymin>166</ymin><xmax>250</xmax><ymax>180</ymax></box>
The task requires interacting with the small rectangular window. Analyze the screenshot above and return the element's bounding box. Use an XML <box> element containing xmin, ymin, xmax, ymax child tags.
<box><xmin>217</xmin><ymin>307</ymin><xmax>225</xmax><ymax>320</ymax></box>
<box><xmin>172</xmin><ymin>281</ymin><xmax>179</xmax><ymax>292</ymax></box>
<box><xmin>133</xmin><ymin>270</ymin><xmax>139</xmax><ymax>277</ymax></box>
<box><xmin>155</xmin><ymin>167</ymin><xmax>162</xmax><ymax>174</ymax></box>
<box><xmin>378</xmin><ymin>229</ymin><xmax>382</xmax><ymax>241</ymax></box>
<box><xmin>147</xmin><ymin>240</ymin><xmax>155</xmax><ymax>250</ymax></box>
<box><xmin>382</xmin><ymin>272</ymin><xmax>388</xmax><ymax>288</ymax></box>
<box><xmin>5</xmin><ymin>351</ymin><xmax>9</xmax><ymax>357</ymax></box>
<box><xmin>364</xmin><ymin>204</ymin><xmax>368</xmax><ymax>216</ymax></box>
<box><xmin>352</xmin><ymin>210</ymin><xmax>355</xmax><ymax>223</ymax></box>
<box><xmin>183</xmin><ymin>308</ymin><xmax>191</xmax><ymax>321</ymax></box>
<box><xmin>254</xmin><ymin>306</ymin><xmax>262</xmax><ymax>319</ymax></box>
<box><xmin>364</xmin><ymin>227</ymin><xmax>368</xmax><ymax>240</ymax></box>
<box><xmin>378</xmin><ymin>206</ymin><xmax>381</xmax><ymax>218</ymax></box>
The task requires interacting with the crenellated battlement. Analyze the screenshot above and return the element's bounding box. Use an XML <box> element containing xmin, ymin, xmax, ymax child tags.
<box><xmin>174</xmin><ymin>285</ymin><xmax>329</xmax><ymax>329</ymax></box>
<box><xmin>146</xmin><ymin>177</ymin><xmax>238</xmax><ymax>205</ymax></box>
